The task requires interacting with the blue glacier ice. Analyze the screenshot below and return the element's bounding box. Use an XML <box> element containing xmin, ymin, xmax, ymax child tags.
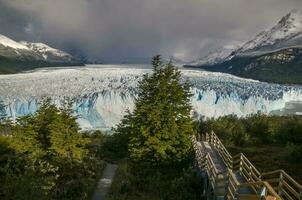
<box><xmin>0</xmin><ymin>65</ymin><xmax>302</xmax><ymax>130</ymax></box>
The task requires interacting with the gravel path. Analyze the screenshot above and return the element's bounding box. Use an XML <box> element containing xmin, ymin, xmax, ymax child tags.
<box><xmin>92</xmin><ymin>163</ymin><xmax>118</xmax><ymax>200</ymax></box>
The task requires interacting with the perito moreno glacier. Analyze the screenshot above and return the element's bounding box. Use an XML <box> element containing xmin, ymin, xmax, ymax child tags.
<box><xmin>0</xmin><ymin>65</ymin><xmax>302</xmax><ymax>130</ymax></box>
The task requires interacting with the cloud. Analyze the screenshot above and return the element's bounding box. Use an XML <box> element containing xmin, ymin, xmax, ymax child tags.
<box><xmin>0</xmin><ymin>0</ymin><xmax>301</xmax><ymax>62</ymax></box>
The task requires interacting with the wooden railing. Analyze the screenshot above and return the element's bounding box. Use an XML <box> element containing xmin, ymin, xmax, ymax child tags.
<box><xmin>236</xmin><ymin>181</ymin><xmax>282</xmax><ymax>200</ymax></box>
<box><xmin>192</xmin><ymin>135</ymin><xmax>220</xmax><ymax>188</ymax></box>
<box><xmin>204</xmin><ymin>152</ymin><xmax>220</xmax><ymax>188</ymax></box>
<box><xmin>227</xmin><ymin>169</ymin><xmax>282</xmax><ymax>200</ymax></box>
<box><xmin>233</xmin><ymin>153</ymin><xmax>261</xmax><ymax>182</ymax></box>
<box><xmin>228</xmin><ymin>168</ymin><xmax>240</xmax><ymax>199</ymax></box>
<box><xmin>191</xmin><ymin>136</ymin><xmax>206</xmax><ymax>169</ymax></box>
<box><xmin>204</xmin><ymin>131</ymin><xmax>233</xmax><ymax>169</ymax></box>
<box><xmin>262</xmin><ymin>170</ymin><xmax>302</xmax><ymax>200</ymax></box>
<box><xmin>192</xmin><ymin>131</ymin><xmax>302</xmax><ymax>200</ymax></box>
<box><xmin>192</xmin><ymin>135</ymin><xmax>229</xmax><ymax>194</ymax></box>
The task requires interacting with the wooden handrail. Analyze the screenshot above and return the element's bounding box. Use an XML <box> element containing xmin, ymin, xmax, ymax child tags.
<box><xmin>233</xmin><ymin>153</ymin><xmax>261</xmax><ymax>184</ymax></box>
<box><xmin>262</xmin><ymin>169</ymin><xmax>302</xmax><ymax>200</ymax></box>
<box><xmin>228</xmin><ymin>169</ymin><xmax>240</xmax><ymax>199</ymax></box>
<box><xmin>204</xmin><ymin>131</ymin><xmax>233</xmax><ymax>169</ymax></box>
<box><xmin>238</xmin><ymin>181</ymin><xmax>280</xmax><ymax>196</ymax></box>
<box><xmin>205</xmin><ymin>153</ymin><xmax>219</xmax><ymax>187</ymax></box>
<box><xmin>228</xmin><ymin>170</ymin><xmax>282</xmax><ymax>200</ymax></box>
<box><xmin>192</xmin><ymin>131</ymin><xmax>302</xmax><ymax>200</ymax></box>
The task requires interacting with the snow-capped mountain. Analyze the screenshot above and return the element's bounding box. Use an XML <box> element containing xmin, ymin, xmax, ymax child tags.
<box><xmin>190</xmin><ymin>47</ymin><xmax>235</xmax><ymax>66</ymax></box>
<box><xmin>234</xmin><ymin>9</ymin><xmax>302</xmax><ymax>57</ymax></box>
<box><xmin>0</xmin><ymin>35</ymin><xmax>29</xmax><ymax>50</ymax></box>
<box><xmin>20</xmin><ymin>41</ymin><xmax>75</xmax><ymax>62</ymax></box>
<box><xmin>190</xmin><ymin>10</ymin><xmax>302</xmax><ymax>84</ymax></box>
<box><xmin>0</xmin><ymin>34</ymin><xmax>83</xmax><ymax>74</ymax></box>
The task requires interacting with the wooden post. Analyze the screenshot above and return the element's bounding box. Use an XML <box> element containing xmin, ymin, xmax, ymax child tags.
<box><xmin>278</xmin><ymin>172</ymin><xmax>283</xmax><ymax>197</ymax></box>
<box><xmin>260</xmin><ymin>186</ymin><xmax>267</xmax><ymax>200</ymax></box>
<box><xmin>225</xmin><ymin>172</ymin><xmax>229</xmax><ymax>200</ymax></box>
<box><xmin>239</xmin><ymin>153</ymin><xmax>243</xmax><ymax>176</ymax></box>
<box><xmin>249</xmin><ymin>165</ymin><xmax>252</xmax><ymax>181</ymax></box>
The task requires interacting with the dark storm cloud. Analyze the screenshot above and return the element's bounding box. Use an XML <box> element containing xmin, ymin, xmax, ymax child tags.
<box><xmin>0</xmin><ymin>0</ymin><xmax>302</xmax><ymax>62</ymax></box>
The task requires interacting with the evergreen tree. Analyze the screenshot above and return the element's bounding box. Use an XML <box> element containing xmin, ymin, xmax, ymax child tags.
<box><xmin>3</xmin><ymin>99</ymin><xmax>92</xmax><ymax>198</ymax></box>
<box><xmin>10</xmin><ymin>99</ymin><xmax>89</xmax><ymax>161</ymax></box>
<box><xmin>49</xmin><ymin>102</ymin><xmax>89</xmax><ymax>160</ymax></box>
<box><xmin>118</xmin><ymin>55</ymin><xmax>194</xmax><ymax>165</ymax></box>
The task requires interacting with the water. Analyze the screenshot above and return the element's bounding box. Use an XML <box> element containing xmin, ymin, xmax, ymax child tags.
<box><xmin>270</xmin><ymin>101</ymin><xmax>302</xmax><ymax>116</ymax></box>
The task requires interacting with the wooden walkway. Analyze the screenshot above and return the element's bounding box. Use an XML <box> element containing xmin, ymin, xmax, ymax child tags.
<box><xmin>192</xmin><ymin>131</ymin><xmax>302</xmax><ymax>200</ymax></box>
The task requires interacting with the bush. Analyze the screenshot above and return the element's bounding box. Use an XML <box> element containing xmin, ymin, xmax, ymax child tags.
<box><xmin>198</xmin><ymin>114</ymin><xmax>302</xmax><ymax>147</ymax></box>
<box><xmin>106</xmin><ymin>161</ymin><xmax>203</xmax><ymax>200</ymax></box>
<box><xmin>286</xmin><ymin>143</ymin><xmax>302</xmax><ymax>163</ymax></box>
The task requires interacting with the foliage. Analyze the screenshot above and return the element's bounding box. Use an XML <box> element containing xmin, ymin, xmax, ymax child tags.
<box><xmin>0</xmin><ymin>99</ymin><xmax>105</xmax><ymax>200</ymax></box>
<box><xmin>197</xmin><ymin>114</ymin><xmax>302</xmax><ymax>147</ymax></box>
<box><xmin>101</xmin><ymin>131</ymin><xmax>130</xmax><ymax>162</ymax></box>
<box><xmin>117</xmin><ymin>55</ymin><xmax>194</xmax><ymax>166</ymax></box>
<box><xmin>106</xmin><ymin>160</ymin><xmax>203</xmax><ymax>200</ymax></box>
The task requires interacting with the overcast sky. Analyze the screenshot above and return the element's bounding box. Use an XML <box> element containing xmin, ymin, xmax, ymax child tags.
<box><xmin>0</xmin><ymin>0</ymin><xmax>301</xmax><ymax>63</ymax></box>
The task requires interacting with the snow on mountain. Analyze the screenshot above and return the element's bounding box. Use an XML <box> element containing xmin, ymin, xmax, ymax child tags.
<box><xmin>190</xmin><ymin>9</ymin><xmax>302</xmax><ymax>67</ymax></box>
<box><xmin>235</xmin><ymin>9</ymin><xmax>302</xmax><ymax>56</ymax></box>
<box><xmin>0</xmin><ymin>34</ymin><xmax>80</xmax><ymax>65</ymax></box>
<box><xmin>190</xmin><ymin>47</ymin><xmax>235</xmax><ymax>66</ymax></box>
<box><xmin>0</xmin><ymin>35</ymin><xmax>29</xmax><ymax>50</ymax></box>
<box><xmin>1</xmin><ymin>65</ymin><xmax>302</xmax><ymax>130</ymax></box>
<box><xmin>20</xmin><ymin>41</ymin><xmax>72</xmax><ymax>60</ymax></box>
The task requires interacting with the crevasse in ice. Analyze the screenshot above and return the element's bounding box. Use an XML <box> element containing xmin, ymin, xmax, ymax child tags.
<box><xmin>0</xmin><ymin>66</ymin><xmax>302</xmax><ymax>130</ymax></box>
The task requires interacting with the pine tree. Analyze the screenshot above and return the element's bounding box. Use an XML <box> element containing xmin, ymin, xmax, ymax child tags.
<box><xmin>10</xmin><ymin>99</ymin><xmax>89</xmax><ymax>161</ymax></box>
<box><xmin>119</xmin><ymin>55</ymin><xmax>194</xmax><ymax>165</ymax></box>
<box><xmin>49</xmin><ymin>102</ymin><xmax>89</xmax><ymax>160</ymax></box>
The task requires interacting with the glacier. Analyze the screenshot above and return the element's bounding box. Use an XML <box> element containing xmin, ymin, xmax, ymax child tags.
<box><xmin>0</xmin><ymin>65</ymin><xmax>302</xmax><ymax>130</ymax></box>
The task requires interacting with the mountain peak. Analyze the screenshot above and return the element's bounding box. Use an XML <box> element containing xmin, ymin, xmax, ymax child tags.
<box><xmin>0</xmin><ymin>33</ymin><xmax>82</xmax><ymax>69</ymax></box>
<box><xmin>234</xmin><ymin>9</ymin><xmax>302</xmax><ymax>56</ymax></box>
<box><xmin>278</xmin><ymin>9</ymin><xmax>302</xmax><ymax>29</ymax></box>
<box><xmin>190</xmin><ymin>46</ymin><xmax>236</xmax><ymax>66</ymax></box>
<box><xmin>20</xmin><ymin>41</ymin><xmax>71</xmax><ymax>58</ymax></box>
<box><xmin>0</xmin><ymin>34</ymin><xmax>29</xmax><ymax>50</ymax></box>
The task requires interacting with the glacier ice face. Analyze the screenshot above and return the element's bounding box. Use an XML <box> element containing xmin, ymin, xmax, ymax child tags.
<box><xmin>0</xmin><ymin>65</ymin><xmax>302</xmax><ymax>130</ymax></box>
